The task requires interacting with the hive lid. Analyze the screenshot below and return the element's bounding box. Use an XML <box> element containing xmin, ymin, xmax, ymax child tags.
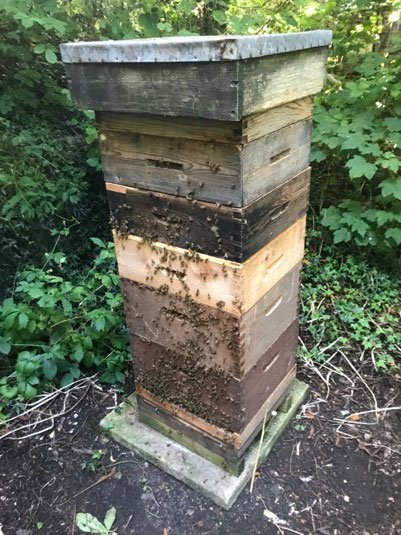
<box><xmin>60</xmin><ymin>30</ymin><xmax>332</xmax><ymax>64</ymax></box>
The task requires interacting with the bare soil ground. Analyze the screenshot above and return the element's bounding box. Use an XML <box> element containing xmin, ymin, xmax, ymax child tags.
<box><xmin>1</xmin><ymin>355</ymin><xmax>400</xmax><ymax>535</ymax></box>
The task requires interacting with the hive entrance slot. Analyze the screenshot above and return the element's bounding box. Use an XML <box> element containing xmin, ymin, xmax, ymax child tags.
<box><xmin>267</xmin><ymin>202</ymin><xmax>290</xmax><ymax>222</ymax></box>
<box><xmin>263</xmin><ymin>351</ymin><xmax>281</xmax><ymax>372</ymax></box>
<box><xmin>270</xmin><ymin>148</ymin><xmax>291</xmax><ymax>164</ymax></box>
<box><xmin>147</xmin><ymin>158</ymin><xmax>184</xmax><ymax>171</ymax></box>
<box><xmin>265</xmin><ymin>296</ymin><xmax>283</xmax><ymax>317</ymax></box>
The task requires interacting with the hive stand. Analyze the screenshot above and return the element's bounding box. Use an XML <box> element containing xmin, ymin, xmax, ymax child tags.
<box><xmin>61</xmin><ymin>32</ymin><xmax>331</xmax><ymax>490</ymax></box>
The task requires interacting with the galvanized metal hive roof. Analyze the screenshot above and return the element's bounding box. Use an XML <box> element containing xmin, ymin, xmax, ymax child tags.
<box><xmin>60</xmin><ymin>31</ymin><xmax>332</xmax><ymax>64</ymax></box>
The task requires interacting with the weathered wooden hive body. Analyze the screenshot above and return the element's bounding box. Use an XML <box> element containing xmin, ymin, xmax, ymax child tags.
<box><xmin>61</xmin><ymin>32</ymin><xmax>331</xmax><ymax>475</ymax></box>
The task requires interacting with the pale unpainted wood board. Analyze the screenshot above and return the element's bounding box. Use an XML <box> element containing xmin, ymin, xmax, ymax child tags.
<box><xmin>242</xmin><ymin>119</ymin><xmax>312</xmax><ymax>205</ymax></box>
<box><xmin>113</xmin><ymin>216</ymin><xmax>306</xmax><ymax>316</ymax></box>
<box><xmin>243</xmin><ymin>97</ymin><xmax>313</xmax><ymax>143</ymax></box>
<box><xmin>96</xmin><ymin>97</ymin><xmax>313</xmax><ymax>144</ymax></box>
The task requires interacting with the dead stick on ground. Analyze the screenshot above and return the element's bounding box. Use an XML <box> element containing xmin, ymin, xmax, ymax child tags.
<box><xmin>58</xmin><ymin>467</ymin><xmax>116</xmax><ymax>506</ymax></box>
<box><xmin>249</xmin><ymin>409</ymin><xmax>269</xmax><ymax>493</ymax></box>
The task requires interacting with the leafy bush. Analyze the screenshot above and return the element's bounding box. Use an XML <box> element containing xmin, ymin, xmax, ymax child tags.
<box><xmin>299</xmin><ymin>231</ymin><xmax>401</xmax><ymax>371</ymax></box>
<box><xmin>313</xmin><ymin>39</ymin><xmax>401</xmax><ymax>251</ymax></box>
<box><xmin>0</xmin><ymin>239</ymin><xmax>129</xmax><ymax>406</ymax></box>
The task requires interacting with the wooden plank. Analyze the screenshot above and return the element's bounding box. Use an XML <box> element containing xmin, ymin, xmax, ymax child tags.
<box><xmin>97</xmin><ymin>111</ymin><xmax>244</xmax><ymax>144</ymax></box>
<box><xmin>241</xmin><ymin>47</ymin><xmax>329</xmax><ymax>116</ymax></box>
<box><xmin>121</xmin><ymin>264</ymin><xmax>300</xmax><ymax>378</ymax></box>
<box><xmin>243</xmin><ymin>97</ymin><xmax>313</xmax><ymax>142</ymax></box>
<box><xmin>99</xmin><ymin>129</ymin><xmax>242</xmax><ymax>206</ymax></box>
<box><xmin>106</xmin><ymin>167</ymin><xmax>310</xmax><ymax>262</ymax></box>
<box><xmin>100</xmin><ymin>118</ymin><xmax>311</xmax><ymax>207</ymax></box>
<box><xmin>65</xmin><ymin>61</ymin><xmax>240</xmax><ymax>120</ymax></box>
<box><xmin>137</xmin><ymin>399</ymin><xmax>245</xmax><ymax>476</ymax></box>
<box><xmin>137</xmin><ymin>397</ymin><xmax>243</xmax><ymax>463</ymax></box>
<box><xmin>136</xmin><ymin>365</ymin><xmax>296</xmax><ymax>449</ymax></box>
<box><xmin>96</xmin><ymin>97</ymin><xmax>313</xmax><ymax>144</ymax></box>
<box><xmin>131</xmin><ymin>319</ymin><xmax>298</xmax><ymax>433</ymax></box>
<box><xmin>241</xmin><ymin>168</ymin><xmax>310</xmax><ymax>260</ymax></box>
<box><xmin>242</xmin><ymin>120</ymin><xmax>312</xmax><ymax>205</ymax></box>
<box><xmin>241</xmin><ymin>265</ymin><xmax>300</xmax><ymax>375</ymax></box>
<box><xmin>113</xmin><ymin>217</ymin><xmax>306</xmax><ymax>316</ymax></box>
<box><xmin>65</xmin><ymin>48</ymin><xmax>327</xmax><ymax>120</ymax></box>
<box><xmin>121</xmin><ymin>279</ymin><xmax>242</xmax><ymax>377</ymax></box>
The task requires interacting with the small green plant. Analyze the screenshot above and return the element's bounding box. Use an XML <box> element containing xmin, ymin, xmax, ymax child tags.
<box><xmin>0</xmin><ymin>239</ymin><xmax>129</xmax><ymax>409</ymax></box>
<box><xmin>294</xmin><ymin>423</ymin><xmax>306</xmax><ymax>432</ymax></box>
<box><xmin>299</xmin><ymin>234</ymin><xmax>401</xmax><ymax>372</ymax></box>
<box><xmin>76</xmin><ymin>506</ymin><xmax>116</xmax><ymax>534</ymax></box>
<box><xmin>140</xmin><ymin>476</ymin><xmax>149</xmax><ymax>493</ymax></box>
<box><xmin>36</xmin><ymin>521</ymin><xmax>43</xmax><ymax>529</ymax></box>
<box><xmin>81</xmin><ymin>450</ymin><xmax>105</xmax><ymax>473</ymax></box>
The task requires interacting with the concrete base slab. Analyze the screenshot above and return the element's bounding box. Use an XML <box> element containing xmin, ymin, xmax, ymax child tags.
<box><xmin>100</xmin><ymin>379</ymin><xmax>308</xmax><ymax>510</ymax></box>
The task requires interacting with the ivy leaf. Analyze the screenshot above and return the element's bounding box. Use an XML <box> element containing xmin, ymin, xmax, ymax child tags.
<box><xmin>384</xmin><ymin>117</ymin><xmax>401</xmax><ymax>132</ymax></box>
<box><xmin>45</xmin><ymin>48</ymin><xmax>58</xmax><ymax>64</ymax></box>
<box><xmin>4</xmin><ymin>311</ymin><xmax>18</xmax><ymax>329</ymax></box>
<box><xmin>73</xmin><ymin>343</ymin><xmax>84</xmax><ymax>362</ymax></box>
<box><xmin>94</xmin><ymin>316</ymin><xmax>106</xmax><ymax>331</ymax></box>
<box><xmin>212</xmin><ymin>10</ymin><xmax>226</xmax><ymax>24</ymax></box>
<box><xmin>351</xmin><ymin>218</ymin><xmax>369</xmax><ymax>237</ymax></box>
<box><xmin>385</xmin><ymin>228</ymin><xmax>401</xmax><ymax>244</ymax></box>
<box><xmin>333</xmin><ymin>228</ymin><xmax>351</xmax><ymax>243</ymax></box>
<box><xmin>61</xmin><ymin>298</ymin><xmax>72</xmax><ymax>314</ymax></box>
<box><xmin>381</xmin><ymin>178</ymin><xmax>401</xmax><ymax>200</ymax></box>
<box><xmin>310</xmin><ymin>147</ymin><xmax>327</xmax><ymax>163</ymax></box>
<box><xmin>341</xmin><ymin>132</ymin><xmax>367</xmax><ymax>150</ymax></box>
<box><xmin>18</xmin><ymin>312</ymin><xmax>29</xmax><ymax>329</ymax></box>
<box><xmin>0</xmin><ymin>337</ymin><xmax>11</xmax><ymax>354</ymax></box>
<box><xmin>33</xmin><ymin>44</ymin><xmax>46</xmax><ymax>54</ymax></box>
<box><xmin>43</xmin><ymin>359</ymin><xmax>57</xmax><ymax>380</ymax></box>
<box><xmin>104</xmin><ymin>507</ymin><xmax>116</xmax><ymax>531</ymax></box>
<box><xmin>60</xmin><ymin>372</ymin><xmax>74</xmax><ymax>388</ymax></box>
<box><xmin>24</xmin><ymin>383</ymin><xmax>37</xmax><ymax>399</ymax></box>
<box><xmin>0</xmin><ymin>385</ymin><xmax>18</xmax><ymax>399</ymax></box>
<box><xmin>346</xmin><ymin>155</ymin><xmax>377</xmax><ymax>179</ymax></box>
<box><xmin>75</xmin><ymin>513</ymin><xmax>107</xmax><ymax>533</ymax></box>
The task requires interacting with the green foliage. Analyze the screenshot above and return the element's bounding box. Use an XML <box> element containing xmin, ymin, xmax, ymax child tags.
<box><xmin>299</xmin><ymin>231</ymin><xmax>401</xmax><ymax>372</ymax></box>
<box><xmin>0</xmin><ymin>240</ymin><xmax>129</xmax><ymax>406</ymax></box>
<box><xmin>313</xmin><ymin>37</ymin><xmax>401</xmax><ymax>251</ymax></box>
<box><xmin>81</xmin><ymin>449</ymin><xmax>105</xmax><ymax>472</ymax></box>
<box><xmin>76</xmin><ymin>507</ymin><xmax>116</xmax><ymax>535</ymax></box>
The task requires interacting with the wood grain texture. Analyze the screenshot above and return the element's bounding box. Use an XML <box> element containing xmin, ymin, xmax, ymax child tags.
<box><xmin>99</xmin><ymin>130</ymin><xmax>242</xmax><ymax>206</ymax></box>
<box><xmin>96</xmin><ymin>97</ymin><xmax>313</xmax><ymax>144</ymax></box>
<box><xmin>137</xmin><ymin>398</ymin><xmax>245</xmax><ymax>475</ymax></box>
<box><xmin>65</xmin><ymin>61</ymin><xmax>240</xmax><ymax>120</ymax></box>
<box><xmin>121</xmin><ymin>264</ymin><xmax>301</xmax><ymax>378</ymax></box>
<box><xmin>136</xmin><ymin>365</ymin><xmax>296</xmax><ymax>448</ymax></box>
<box><xmin>131</xmin><ymin>319</ymin><xmax>298</xmax><ymax>433</ymax></box>
<box><xmin>241</xmin><ymin>47</ymin><xmax>329</xmax><ymax>116</ymax></box>
<box><xmin>243</xmin><ymin>97</ymin><xmax>313</xmax><ymax>142</ymax></box>
<box><xmin>65</xmin><ymin>49</ymin><xmax>327</xmax><ymax>120</ymax></box>
<box><xmin>113</xmin><ymin>216</ymin><xmax>306</xmax><ymax>316</ymax></box>
<box><xmin>242</xmin><ymin>120</ymin><xmax>312</xmax><ymax>205</ymax></box>
<box><xmin>107</xmin><ymin>167</ymin><xmax>310</xmax><ymax>262</ymax></box>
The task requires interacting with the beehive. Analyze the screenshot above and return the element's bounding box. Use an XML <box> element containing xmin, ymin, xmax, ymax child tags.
<box><xmin>61</xmin><ymin>32</ymin><xmax>331</xmax><ymax>476</ymax></box>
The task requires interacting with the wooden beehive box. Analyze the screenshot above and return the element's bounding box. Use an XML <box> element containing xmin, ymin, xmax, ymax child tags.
<box><xmin>61</xmin><ymin>31</ymin><xmax>331</xmax><ymax>476</ymax></box>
